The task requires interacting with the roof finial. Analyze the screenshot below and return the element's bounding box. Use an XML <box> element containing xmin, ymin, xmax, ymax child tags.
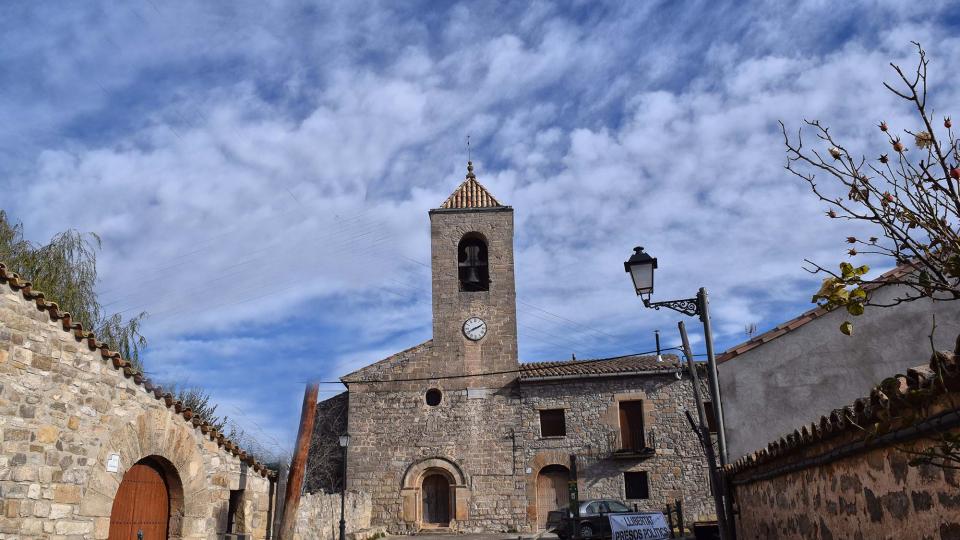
<box><xmin>466</xmin><ymin>135</ymin><xmax>475</xmax><ymax>179</ymax></box>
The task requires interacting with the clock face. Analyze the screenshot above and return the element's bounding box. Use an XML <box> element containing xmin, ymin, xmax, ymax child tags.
<box><xmin>462</xmin><ymin>317</ymin><xmax>487</xmax><ymax>341</ymax></box>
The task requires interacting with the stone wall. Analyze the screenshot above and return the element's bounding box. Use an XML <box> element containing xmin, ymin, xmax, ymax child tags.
<box><xmin>728</xmin><ymin>348</ymin><xmax>960</xmax><ymax>539</ymax></box>
<box><xmin>342</xmin><ymin>370</ymin><xmax>714</xmax><ymax>533</ymax></box>
<box><xmin>0</xmin><ymin>268</ymin><xmax>273</xmax><ymax>539</ymax></box>
<box><xmin>731</xmin><ymin>432</ymin><xmax>960</xmax><ymax>539</ymax></box>
<box><xmin>293</xmin><ymin>491</ymin><xmax>371</xmax><ymax>540</ymax></box>
<box><xmin>518</xmin><ymin>373</ymin><xmax>714</xmax><ymax>527</ymax></box>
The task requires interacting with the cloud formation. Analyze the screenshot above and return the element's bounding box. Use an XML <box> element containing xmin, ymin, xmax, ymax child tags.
<box><xmin>4</xmin><ymin>1</ymin><xmax>960</xmax><ymax>452</ymax></box>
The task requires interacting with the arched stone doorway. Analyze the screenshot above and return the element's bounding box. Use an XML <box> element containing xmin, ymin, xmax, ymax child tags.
<box><xmin>536</xmin><ymin>464</ymin><xmax>570</xmax><ymax>530</ymax></box>
<box><xmin>400</xmin><ymin>457</ymin><xmax>469</xmax><ymax>529</ymax></box>
<box><xmin>108</xmin><ymin>456</ymin><xmax>184</xmax><ymax>540</ymax></box>
<box><xmin>421</xmin><ymin>472</ymin><xmax>451</xmax><ymax>526</ymax></box>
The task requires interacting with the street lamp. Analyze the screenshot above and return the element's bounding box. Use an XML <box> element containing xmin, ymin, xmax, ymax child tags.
<box><xmin>338</xmin><ymin>433</ymin><xmax>351</xmax><ymax>540</ymax></box>
<box><xmin>624</xmin><ymin>247</ymin><xmax>728</xmax><ymax>465</ymax></box>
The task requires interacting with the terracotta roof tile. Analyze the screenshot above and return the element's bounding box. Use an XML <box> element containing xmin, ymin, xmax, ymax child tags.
<box><xmin>726</xmin><ymin>345</ymin><xmax>960</xmax><ymax>476</ymax></box>
<box><xmin>519</xmin><ymin>353</ymin><xmax>682</xmax><ymax>380</ymax></box>
<box><xmin>0</xmin><ymin>262</ymin><xmax>274</xmax><ymax>478</ymax></box>
<box><xmin>439</xmin><ymin>162</ymin><xmax>503</xmax><ymax>209</ymax></box>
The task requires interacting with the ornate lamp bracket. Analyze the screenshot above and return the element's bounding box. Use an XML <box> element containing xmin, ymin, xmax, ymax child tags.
<box><xmin>642</xmin><ymin>296</ymin><xmax>701</xmax><ymax>318</ymax></box>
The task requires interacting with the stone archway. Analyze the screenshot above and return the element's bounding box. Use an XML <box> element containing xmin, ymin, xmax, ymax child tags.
<box><xmin>108</xmin><ymin>455</ymin><xmax>184</xmax><ymax>539</ymax></box>
<box><xmin>536</xmin><ymin>464</ymin><xmax>570</xmax><ymax>530</ymax></box>
<box><xmin>400</xmin><ymin>457</ymin><xmax>469</xmax><ymax>528</ymax></box>
<box><xmin>80</xmin><ymin>409</ymin><xmax>210</xmax><ymax>539</ymax></box>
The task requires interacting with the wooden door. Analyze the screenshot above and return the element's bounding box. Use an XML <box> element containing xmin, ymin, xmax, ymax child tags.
<box><xmin>422</xmin><ymin>474</ymin><xmax>450</xmax><ymax>525</ymax></box>
<box><xmin>537</xmin><ymin>466</ymin><xmax>570</xmax><ymax>529</ymax></box>
<box><xmin>619</xmin><ymin>400</ymin><xmax>645</xmax><ymax>450</ymax></box>
<box><xmin>109</xmin><ymin>462</ymin><xmax>170</xmax><ymax>540</ymax></box>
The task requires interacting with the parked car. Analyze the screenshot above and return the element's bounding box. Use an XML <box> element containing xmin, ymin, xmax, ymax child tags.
<box><xmin>547</xmin><ymin>499</ymin><xmax>635</xmax><ymax>539</ymax></box>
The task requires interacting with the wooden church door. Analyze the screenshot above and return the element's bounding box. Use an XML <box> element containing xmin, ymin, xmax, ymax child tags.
<box><xmin>108</xmin><ymin>462</ymin><xmax>170</xmax><ymax>540</ymax></box>
<box><xmin>422</xmin><ymin>473</ymin><xmax>451</xmax><ymax>525</ymax></box>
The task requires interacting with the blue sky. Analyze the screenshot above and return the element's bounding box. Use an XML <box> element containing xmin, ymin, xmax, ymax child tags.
<box><xmin>3</xmin><ymin>1</ymin><xmax>960</xmax><ymax>458</ymax></box>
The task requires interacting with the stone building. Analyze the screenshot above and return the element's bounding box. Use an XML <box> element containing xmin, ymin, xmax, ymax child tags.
<box><xmin>308</xmin><ymin>164</ymin><xmax>714</xmax><ymax>533</ymax></box>
<box><xmin>0</xmin><ymin>263</ymin><xmax>275</xmax><ymax>539</ymax></box>
<box><xmin>726</xmin><ymin>338</ymin><xmax>960</xmax><ymax>539</ymax></box>
<box><xmin>717</xmin><ymin>268</ymin><xmax>960</xmax><ymax>461</ymax></box>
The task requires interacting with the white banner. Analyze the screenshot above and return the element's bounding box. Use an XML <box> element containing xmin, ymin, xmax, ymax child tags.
<box><xmin>608</xmin><ymin>512</ymin><xmax>671</xmax><ymax>540</ymax></box>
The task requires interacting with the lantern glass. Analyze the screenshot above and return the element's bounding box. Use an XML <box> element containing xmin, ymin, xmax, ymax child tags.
<box><xmin>624</xmin><ymin>247</ymin><xmax>657</xmax><ymax>297</ymax></box>
<box><xmin>338</xmin><ymin>434</ymin><xmax>351</xmax><ymax>448</ymax></box>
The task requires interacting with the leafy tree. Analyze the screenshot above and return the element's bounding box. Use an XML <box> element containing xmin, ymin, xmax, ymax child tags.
<box><xmin>0</xmin><ymin>210</ymin><xmax>148</xmax><ymax>367</ymax></box>
<box><xmin>783</xmin><ymin>43</ymin><xmax>960</xmax><ymax>469</ymax></box>
<box><xmin>782</xmin><ymin>43</ymin><xmax>960</xmax><ymax>335</ymax></box>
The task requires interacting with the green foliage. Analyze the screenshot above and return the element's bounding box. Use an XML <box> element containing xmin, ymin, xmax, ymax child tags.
<box><xmin>0</xmin><ymin>211</ymin><xmax>147</xmax><ymax>369</ymax></box>
<box><xmin>811</xmin><ymin>263</ymin><xmax>870</xmax><ymax>334</ymax></box>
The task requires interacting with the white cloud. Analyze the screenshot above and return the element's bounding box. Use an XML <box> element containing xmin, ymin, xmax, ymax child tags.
<box><xmin>4</xmin><ymin>1</ymin><xmax>960</xmax><ymax>446</ymax></box>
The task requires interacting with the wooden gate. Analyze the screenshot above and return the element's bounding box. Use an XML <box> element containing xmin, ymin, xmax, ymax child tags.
<box><xmin>537</xmin><ymin>465</ymin><xmax>570</xmax><ymax>529</ymax></box>
<box><xmin>422</xmin><ymin>473</ymin><xmax>450</xmax><ymax>525</ymax></box>
<box><xmin>108</xmin><ymin>461</ymin><xmax>170</xmax><ymax>540</ymax></box>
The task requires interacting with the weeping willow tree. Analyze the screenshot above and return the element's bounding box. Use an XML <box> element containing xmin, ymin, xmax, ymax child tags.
<box><xmin>0</xmin><ymin>210</ymin><xmax>148</xmax><ymax>369</ymax></box>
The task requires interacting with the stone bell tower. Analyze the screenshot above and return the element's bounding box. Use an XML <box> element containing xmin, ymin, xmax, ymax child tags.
<box><xmin>428</xmin><ymin>162</ymin><xmax>519</xmax><ymax>381</ymax></box>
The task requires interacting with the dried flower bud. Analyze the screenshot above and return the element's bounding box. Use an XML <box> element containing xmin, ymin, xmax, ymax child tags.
<box><xmin>827</xmin><ymin>209</ymin><xmax>838</xmax><ymax>218</ymax></box>
<box><xmin>946</xmin><ymin>117</ymin><xmax>953</xmax><ymax>129</ymax></box>
<box><xmin>892</xmin><ymin>138</ymin><xmax>905</xmax><ymax>153</ymax></box>
<box><xmin>848</xmin><ymin>248</ymin><xmax>857</xmax><ymax>256</ymax></box>
<box><xmin>869</xmin><ymin>237</ymin><xmax>878</xmax><ymax>243</ymax></box>
<box><xmin>879</xmin><ymin>154</ymin><xmax>889</xmax><ymax>164</ymax></box>
<box><xmin>828</xmin><ymin>146</ymin><xmax>842</xmax><ymax>159</ymax></box>
<box><xmin>847</xmin><ymin>236</ymin><xmax>857</xmax><ymax>244</ymax></box>
<box><xmin>915</xmin><ymin>131</ymin><xmax>934</xmax><ymax>149</ymax></box>
<box><xmin>884</xmin><ymin>192</ymin><xmax>895</xmax><ymax>203</ymax></box>
<box><xmin>879</xmin><ymin>121</ymin><xmax>888</xmax><ymax>132</ymax></box>
<box><xmin>951</xmin><ymin>167</ymin><xmax>960</xmax><ymax>180</ymax></box>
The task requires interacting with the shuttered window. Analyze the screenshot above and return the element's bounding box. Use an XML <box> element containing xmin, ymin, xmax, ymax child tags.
<box><xmin>619</xmin><ymin>400</ymin><xmax>645</xmax><ymax>450</ymax></box>
<box><xmin>539</xmin><ymin>409</ymin><xmax>566</xmax><ymax>437</ymax></box>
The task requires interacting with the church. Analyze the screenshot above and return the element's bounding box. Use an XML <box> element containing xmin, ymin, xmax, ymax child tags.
<box><xmin>311</xmin><ymin>163</ymin><xmax>714</xmax><ymax>533</ymax></box>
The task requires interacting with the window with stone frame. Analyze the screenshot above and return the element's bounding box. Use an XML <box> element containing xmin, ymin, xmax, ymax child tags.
<box><xmin>623</xmin><ymin>471</ymin><xmax>649</xmax><ymax>500</ymax></box>
<box><xmin>539</xmin><ymin>409</ymin><xmax>566</xmax><ymax>437</ymax></box>
<box><xmin>618</xmin><ymin>400</ymin><xmax>645</xmax><ymax>450</ymax></box>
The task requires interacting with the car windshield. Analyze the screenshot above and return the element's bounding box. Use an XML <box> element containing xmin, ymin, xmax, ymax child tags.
<box><xmin>606</xmin><ymin>501</ymin><xmax>631</xmax><ymax>513</ymax></box>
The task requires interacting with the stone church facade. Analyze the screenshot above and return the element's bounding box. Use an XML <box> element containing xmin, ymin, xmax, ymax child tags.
<box><xmin>315</xmin><ymin>164</ymin><xmax>713</xmax><ymax>533</ymax></box>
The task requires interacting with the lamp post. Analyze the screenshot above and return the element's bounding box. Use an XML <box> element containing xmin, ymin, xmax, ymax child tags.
<box><xmin>624</xmin><ymin>247</ymin><xmax>729</xmax><ymax>465</ymax></box>
<box><xmin>338</xmin><ymin>433</ymin><xmax>351</xmax><ymax>540</ymax></box>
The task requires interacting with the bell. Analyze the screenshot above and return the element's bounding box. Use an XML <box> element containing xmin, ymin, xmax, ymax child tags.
<box><xmin>464</xmin><ymin>266</ymin><xmax>481</xmax><ymax>285</ymax></box>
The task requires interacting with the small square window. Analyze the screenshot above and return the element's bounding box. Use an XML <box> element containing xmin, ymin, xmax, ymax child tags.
<box><xmin>539</xmin><ymin>409</ymin><xmax>566</xmax><ymax>437</ymax></box>
<box><xmin>624</xmin><ymin>471</ymin><xmax>649</xmax><ymax>500</ymax></box>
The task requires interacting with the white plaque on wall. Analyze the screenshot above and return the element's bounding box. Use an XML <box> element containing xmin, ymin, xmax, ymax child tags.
<box><xmin>106</xmin><ymin>453</ymin><xmax>120</xmax><ymax>473</ymax></box>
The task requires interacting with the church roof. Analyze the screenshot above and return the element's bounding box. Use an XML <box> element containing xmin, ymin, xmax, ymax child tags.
<box><xmin>438</xmin><ymin>161</ymin><xmax>503</xmax><ymax>209</ymax></box>
<box><xmin>518</xmin><ymin>353</ymin><xmax>682</xmax><ymax>381</ymax></box>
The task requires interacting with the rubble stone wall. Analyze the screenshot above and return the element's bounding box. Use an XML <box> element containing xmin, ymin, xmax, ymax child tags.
<box><xmin>293</xmin><ymin>491</ymin><xmax>371</xmax><ymax>540</ymax></box>
<box><xmin>731</xmin><ymin>429</ymin><xmax>960</xmax><ymax>539</ymax></box>
<box><xmin>518</xmin><ymin>374</ymin><xmax>714</xmax><ymax>527</ymax></box>
<box><xmin>0</xmin><ymin>276</ymin><xmax>273</xmax><ymax>539</ymax></box>
<box><xmin>343</xmin><ymin>371</ymin><xmax>714</xmax><ymax>533</ymax></box>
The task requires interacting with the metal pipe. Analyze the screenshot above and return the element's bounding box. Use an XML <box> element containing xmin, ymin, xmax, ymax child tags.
<box><xmin>339</xmin><ymin>443</ymin><xmax>348</xmax><ymax>540</ymax></box>
<box><xmin>698</xmin><ymin>288</ymin><xmax>729</xmax><ymax>465</ymax></box>
<box><xmin>680</xmin><ymin>321</ymin><xmax>730</xmax><ymax>540</ymax></box>
<box><xmin>278</xmin><ymin>382</ymin><xmax>320</xmax><ymax>540</ymax></box>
